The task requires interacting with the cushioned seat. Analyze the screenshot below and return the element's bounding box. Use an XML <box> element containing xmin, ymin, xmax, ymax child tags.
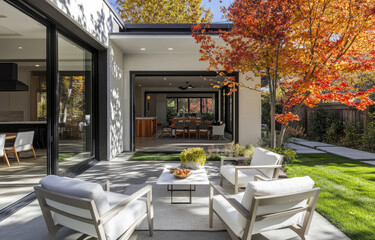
<box><xmin>221</xmin><ymin>165</ymin><xmax>266</xmax><ymax>185</ymax></box>
<box><xmin>210</xmin><ymin>176</ymin><xmax>320</xmax><ymax>239</ymax></box>
<box><xmin>36</xmin><ymin>175</ymin><xmax>153</xmax><ymax>240</ymax></box>
<box><xmin>220</xmin><ymin>147</ymin><xmax>284</xmax><ymax>193</ymax></box>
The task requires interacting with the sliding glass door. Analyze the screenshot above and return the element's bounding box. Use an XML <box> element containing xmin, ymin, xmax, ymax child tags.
<box><xmin>57</xmin><ymin>34</ymin><xmax>93</xmax><ymax>173</ymax></box>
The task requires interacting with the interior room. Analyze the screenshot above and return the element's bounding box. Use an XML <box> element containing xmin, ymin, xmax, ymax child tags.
<box><xmin>0</xmin><ymin>1</ymin><xmax>94</xmax><ymax>210</ymax></box>
<box><xmin>134</xmin><ymin>75</ymin><xmax>234</xmax><ymax>152</ymax></box>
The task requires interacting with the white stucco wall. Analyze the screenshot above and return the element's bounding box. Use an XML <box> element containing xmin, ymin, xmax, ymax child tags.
<box><xmin>108</xmin><ymin>41</ymin><xmax>124</xmax><ymax>159</ymax></box>
<box><xmin>121</xmin><ymin>53</ymin><xmax>261</xmax><ymax>152</ymax></box>
<box><xmin>47</xmin><ymin>0</ymin><xmax>121</xmax><ymax>47</ymax></box>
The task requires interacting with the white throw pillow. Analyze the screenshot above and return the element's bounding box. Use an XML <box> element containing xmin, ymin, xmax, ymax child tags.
<box><xmin>250</xmin><ymin>147</ymin><xmax>283</xmax><ymax>178</ymax></box>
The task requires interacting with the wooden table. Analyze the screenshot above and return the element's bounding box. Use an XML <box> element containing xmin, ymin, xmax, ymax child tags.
<box><xmin>171</xmin><ymin>118</ymin><xmax>202</xmax><ymax>126</ymax></box>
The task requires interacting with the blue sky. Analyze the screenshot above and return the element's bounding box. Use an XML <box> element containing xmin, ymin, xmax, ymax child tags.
<box><xmin>108</xmin><ymin>0</ymin><xmax>233</xmax><ymax>23</ymax></box>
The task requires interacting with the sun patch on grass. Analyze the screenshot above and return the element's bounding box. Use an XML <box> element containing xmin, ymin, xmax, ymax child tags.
<box><xmin>286</xmin><ymin>153</ymin><xmax>375</xmax><ymax>240</ymax></box>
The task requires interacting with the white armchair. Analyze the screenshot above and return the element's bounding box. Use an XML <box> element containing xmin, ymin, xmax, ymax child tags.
<box><xmin>220</xmin><ymin>147</ymin><xmax>283</xmax><ymax>193</ymax></box>
<box><xmin>0</xmin><ymin>134</ymin><xmax>10</xmax><ymax>167</ymax></box>
<box><xmin>212</xmin><ymin>124</ymin><xmax>226</xmax><ymax>139</ymax></box>
<box><xmin>5</xmin><ymin>131</ymin><xmax>36</xmax><ymax>163</ymax></box>
<box><xmin>34</xmin><ymin>175</ymin><xmax>153</xmax><ymax>240</ymax></box>
<box><xmin>209</xmin><ymin>176</ymin><xmax>321</xmax><ymax>240</ymax></box>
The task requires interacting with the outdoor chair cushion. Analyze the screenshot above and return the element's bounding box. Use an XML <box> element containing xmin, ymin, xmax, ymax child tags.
<box><xmin>250</xmin><ymin>148</ymin><xmax>283</xmax><ymax>178</ymax></box>
<box><xmin>220</xmin><ymin>165</ymin><xmax>266</xmax><ymax>185</ymax></box>
<box><xmin>104</xmin><ymin>191</ymin><xmax>147</xmax><ymax>240</ymax></box>
<box><xmin>213</xmin><ymin>176</ymin><xmax>315</xmax><ymax>238</ymax></box>
<box><xmin>40</xmin><ymin>176</ymin><xmax>147</xmax><ymax>240</ymax></box>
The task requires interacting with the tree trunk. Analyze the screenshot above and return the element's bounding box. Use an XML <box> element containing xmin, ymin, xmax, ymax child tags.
<box><xmin>270</xmin><ymin>95</ymin><xmax>276</xmax><ymax>149</ymax></box>
<box><xmin>277</xmin><ymin>124</ymin><xmax>287</xmax><ymax>148</ymax></box>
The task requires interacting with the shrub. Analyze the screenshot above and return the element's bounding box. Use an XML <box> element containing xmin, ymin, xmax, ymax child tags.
<box><xmin>325</xmin><ymin>121</ymin><xmax>344</xmax><ymax>144</ymax></box>
<box><xmin>341</xmin><ymin>122</ymin><xmax>361</xmax><ymax>147</ymax></box>
<box><xmin>361</xmin><ymin>112</ymin><xmax>375</xmax><ymax>152</ymax></box>
<box><xmin>180</xmin><ymin>147</ymin><xmax>206</xmax><ymax>166</ymax></box>
<box><xmin>266</xmin><ymin>147</ymin><xmax>297</xmax><ymax>167</ymax></box>
<box><xmin>223</xmin><ymin>142</ymin><xmax>255</xmax><ymax>157</ymax></box>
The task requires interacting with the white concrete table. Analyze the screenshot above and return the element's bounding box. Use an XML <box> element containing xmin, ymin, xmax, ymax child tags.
<box><xmin>157</xmin><ymin>163</ymin><xmax>209</xmax><ymax>204</ymax></box>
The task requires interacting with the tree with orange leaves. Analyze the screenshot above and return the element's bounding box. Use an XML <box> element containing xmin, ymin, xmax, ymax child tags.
<box><xmin>193</xmin><ymin>0</ymin><xmax>375</xmax><ymax>148</ymax></box>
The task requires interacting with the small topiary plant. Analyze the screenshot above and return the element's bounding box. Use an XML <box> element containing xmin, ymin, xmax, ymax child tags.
<box><xmin>180</xmin><ymin>147</ymin><xmax>207</xmax><ymax>169</ymax></box>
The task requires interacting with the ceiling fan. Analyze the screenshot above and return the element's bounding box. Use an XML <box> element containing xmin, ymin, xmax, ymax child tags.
<box><xmin>178</xmin><ymin>82</ymin><xmax>194</xmax><ymax>90</ymax></box>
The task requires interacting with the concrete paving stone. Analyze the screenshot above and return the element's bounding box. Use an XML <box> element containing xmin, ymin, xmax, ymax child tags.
<box><xmin>360</xmin><ymin>161</ymin><xmax>375</xmax><ymax>166</ymax></box>
<box><xmin>286</xmin><ymin>143</ymin><xmax>325</xmax><ymax>154</ymax></box>
<box><xmin>317</xmin><ymin>146</ymin><xmax>375</xmax><ymax>160</ymax></box>
<box><xmin>295</xmin><ymin>141</ymin><xmax>335</xmax><ymax>148</ymax></box>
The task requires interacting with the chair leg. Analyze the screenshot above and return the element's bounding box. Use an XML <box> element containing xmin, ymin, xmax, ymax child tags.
<box><xmin>32</xmin><ymin>147</ymin><xmax>37</xmax><ymax>160</ymax></box>
<box><xmin>4</xmin><ymin>154</ymin><xmax>10</xmax><ymax>167</ymax></box>
<box><xmin>12</xmin><ymin>148</ymin><xmax>20</xmax><ymax>164</ymax></box>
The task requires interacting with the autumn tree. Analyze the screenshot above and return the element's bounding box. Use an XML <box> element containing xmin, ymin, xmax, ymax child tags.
<box><xmin>116</xmin><ymin>0</ymin><xmax>213</xmax><ymax>23</ymax></box>
<box><xmin>193</xmin><ymin>0</ymin><xmax>375</xmax><ymax>148</ymax></box>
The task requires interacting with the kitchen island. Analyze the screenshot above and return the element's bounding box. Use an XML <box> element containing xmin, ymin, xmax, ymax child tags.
<box><xmin>135</xmin><ymin>117</ymin><xmax>157</xmax><ymax>137</ymax></box>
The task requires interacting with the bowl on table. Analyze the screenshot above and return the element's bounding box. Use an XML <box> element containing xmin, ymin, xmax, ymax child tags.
<box><xmin>173</xmin><ymin>169</ymin><xmax>192</xmax><ymax>179</ymax></box>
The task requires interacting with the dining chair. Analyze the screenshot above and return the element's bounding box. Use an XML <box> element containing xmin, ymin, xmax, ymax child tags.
<box><xmin>5</xmin><ymin>131</ymin><xmax>36</xmax><ymax>163</ymax></box>
<box><xmin>175</xmin><ymin>122</ymin><xmax>186</xmax><ymax>138</ymax></box>
<box><xmin>187</xmin><ymin>122</ymin><xmax>198</xmax><ymax>139</ymax></box>
<box><xmin>0</xmin><ymin>134</ymin><xmax>10</xmax><ymax>167</ymax></box>
<box><xmin>212</xmin><ymin>124</ymin><xmax>226</xmax><ymax>139</ymax></box>
<box><xmin>198</xmin><ymin>122</ymin><xmax>210</xmax><ymax>139</ymax></box>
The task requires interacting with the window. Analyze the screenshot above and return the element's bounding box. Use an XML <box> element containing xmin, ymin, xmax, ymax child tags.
<box><xmin>189</xmin><ymin>98</ymin><xmax>201</xmax><ymax>113</ymax></box>
<box><xmin>178</xmin><ymin>98</ymin><xmax>188</xmax><ymax>114</ymax></box>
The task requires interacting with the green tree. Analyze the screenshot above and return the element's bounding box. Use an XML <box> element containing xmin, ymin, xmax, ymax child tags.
<box><xmin>116</xmin><ymin>0</ymin><xmax>213</xmax><ymax>23</ymax></box>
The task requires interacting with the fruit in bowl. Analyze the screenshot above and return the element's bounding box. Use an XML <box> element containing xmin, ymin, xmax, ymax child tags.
<box><xmin>173</xmin><ymin>168</ymin><xmax>192</xmax><ymax>179</ymax></box>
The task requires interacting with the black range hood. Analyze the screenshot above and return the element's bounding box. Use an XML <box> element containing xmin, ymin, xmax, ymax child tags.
<box><xmin>0</xmin><ymin>63</ymin><xmax>29</xmax><ymax>91</ymax></box>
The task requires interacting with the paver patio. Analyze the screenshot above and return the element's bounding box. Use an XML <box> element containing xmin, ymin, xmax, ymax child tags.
<box><xmin>0</xmin><ymin>153</ymin><xmax>350</xmax><ymax>240</ymax></box>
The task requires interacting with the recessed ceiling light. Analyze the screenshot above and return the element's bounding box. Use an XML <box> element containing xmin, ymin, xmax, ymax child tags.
<box><xmin>168</xmin><ymin>48</ymin><xmax>173</xmax><ymax>51</ymax></box>
<box><xmin>138</xmin><ymin>84</ymin><xmax>142</xmax><ymax>87</ymax></box>
<box><xmin>18</xmin><ymin>46</ymin><xmax>23</xmax><ymax>49</ymax></box>
<box><xmin>169</xmin><ymin>83</ymin><xmax>172</xmax><ymax>86</ymax></box>
<box><xmin>35</xmin><ymin>64</ymin><xmax>40</xmax><ymax>67</ymax></box>
<box><xmin>140</xmin><ymin>48</ymin><xmax>146</xmax><ymax>51</ymax></box>
<box><xmin>164</xmin><ymin>77</ymin><xmax>167</xmax><ymax>80</ymax></box>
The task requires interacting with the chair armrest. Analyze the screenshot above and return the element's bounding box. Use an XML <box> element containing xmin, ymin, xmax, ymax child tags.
<box><xmin>254</xmin><ymin>175</ymin><xmax>272</xmax><ymax>181</ymax></box>
<box><xmin>235</xmin><ymin>165</ymin><xmax>282</xmax><ymax>170</ymax></box>
<box><xmin>100</xmin><ymin>185</ymin><xmax>152</xmax><ymax>224</ymax></box>
<box><xmin>220</xmin><ymin>156</ymin><xmax>252</xmax><ymax>167</ymax></box>
<box><xmin>209</xmin><ymin>182</ymin><xmax>251</xmax><ymax>219</ymax></box>
<box><xmin>99</xmin><ymin>180</ymin><xmax>110</xmax><ymax>191</ymax></box>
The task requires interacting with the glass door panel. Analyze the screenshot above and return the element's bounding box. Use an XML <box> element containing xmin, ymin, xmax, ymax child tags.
<box><xmin>57</xmin><ymin>34</ymin><xmax>93</xmax><ymax>173</ymax></box>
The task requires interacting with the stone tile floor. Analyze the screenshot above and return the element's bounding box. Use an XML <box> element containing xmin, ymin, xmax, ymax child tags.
<box><xmin>0</xmin><ymin>153</ymin><xmax>350</xmax><ymax>240</ymax></box>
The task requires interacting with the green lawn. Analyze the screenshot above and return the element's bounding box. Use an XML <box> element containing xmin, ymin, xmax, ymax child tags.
<box><xmin>129</xmin><ymin>152</ymin><xmax>181</xmax><ymax>161</ymax></box>
<box><xmin>129</xmin><ymin>152</ymin><xmax>222</xmax><ymax>161</ymax></box>
<box><xmin>286</xmin><ymin>153</ymin><xmax>375</xmax><ymax>240</ymax></box>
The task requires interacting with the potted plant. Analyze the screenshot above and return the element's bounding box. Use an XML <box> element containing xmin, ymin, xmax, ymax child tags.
<box><xmin>180</xmin><ymin>147</ymin><xmax>207</xmax><ymax>170</ymax></box>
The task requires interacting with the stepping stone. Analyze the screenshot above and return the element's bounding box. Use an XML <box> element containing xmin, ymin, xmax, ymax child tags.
<box><xmin>360</xmin><ymin>161</ymin><xmax>375</xmax><ymax>166</ymax></box>
<box><xmin>317</xmin><ymin>146</ymin><xmax>375</xmax><ymax>161</ymax></box>
<box><xmin>286</xmin><ymin>143</ymin><xmax>325</xmax><ymax>154</ymax></box>
<box><xmin>294</xmin><ymin>141</ymin><xmax>335</xmax><ymax>148</ymax></box>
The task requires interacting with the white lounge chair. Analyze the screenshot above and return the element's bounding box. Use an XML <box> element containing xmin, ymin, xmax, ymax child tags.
<box><xmin>209</xmin><ymin>176</ymin><xmax>321</xmax><ymax>240</ymax></box>
<box><xmin>212</xmin><ymin>123</ymin><xmax>226</xmax><ymax>139</ymax></box>
<box><xmin>0</xmin><ymin>134</ymin><xmax>10</xmax><ymax>167</ymax></box>
<box><xmin>34</xmin><ymin>175</ymin><xmax>153</xmax><ymax>240</ymax></box>
<box><xmin>5</xmin><ymin>131</ymin><xmax>36</xmax><ymax>163</ymax></box>
<box><xmin>220</xmin><ymin>147</ymin><xmax>283</xmax><ymax>193</ymax></box>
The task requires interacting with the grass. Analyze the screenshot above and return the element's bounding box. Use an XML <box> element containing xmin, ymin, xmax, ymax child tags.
<box><xmin>129</xmin><ymin>152</ymin><xmax>181</xmax><ymax>161</ymax></box>
<box><xmin>58</xmin><ymin>152</ymin><xmax>76</xmax><ymax>162</ymax></box>
<box><xmin>286</xmin><ymin>153</ymin><xmax>375</xmax><ymax>240</ymax></box>
<box><xmin>129</xmin><ymin>152</ymin><xmax>223</xmax><ymax>161</ymax></box>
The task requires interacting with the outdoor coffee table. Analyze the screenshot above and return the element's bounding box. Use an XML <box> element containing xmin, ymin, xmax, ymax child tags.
<box><xmin>157</xmin><ymin>163</ymin><xmax>209</xmax><ymax>204</ymax></box>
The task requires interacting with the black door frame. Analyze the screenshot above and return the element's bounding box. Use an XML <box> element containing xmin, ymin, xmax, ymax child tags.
<box><xmin>129</xmin><ymin>71</ymin><xmax>239</xmax><ymax>151</ymax></box>
<box><xmin>4</xmin><ymin>0</ymin><xmax>102</xmax><ymax>175</ymax></box>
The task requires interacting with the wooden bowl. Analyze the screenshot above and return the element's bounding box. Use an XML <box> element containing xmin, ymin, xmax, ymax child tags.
<box><xmin>173</xmin><ymin>170</ymin><xmax>192</xmax><ymax>179</ymax></box>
